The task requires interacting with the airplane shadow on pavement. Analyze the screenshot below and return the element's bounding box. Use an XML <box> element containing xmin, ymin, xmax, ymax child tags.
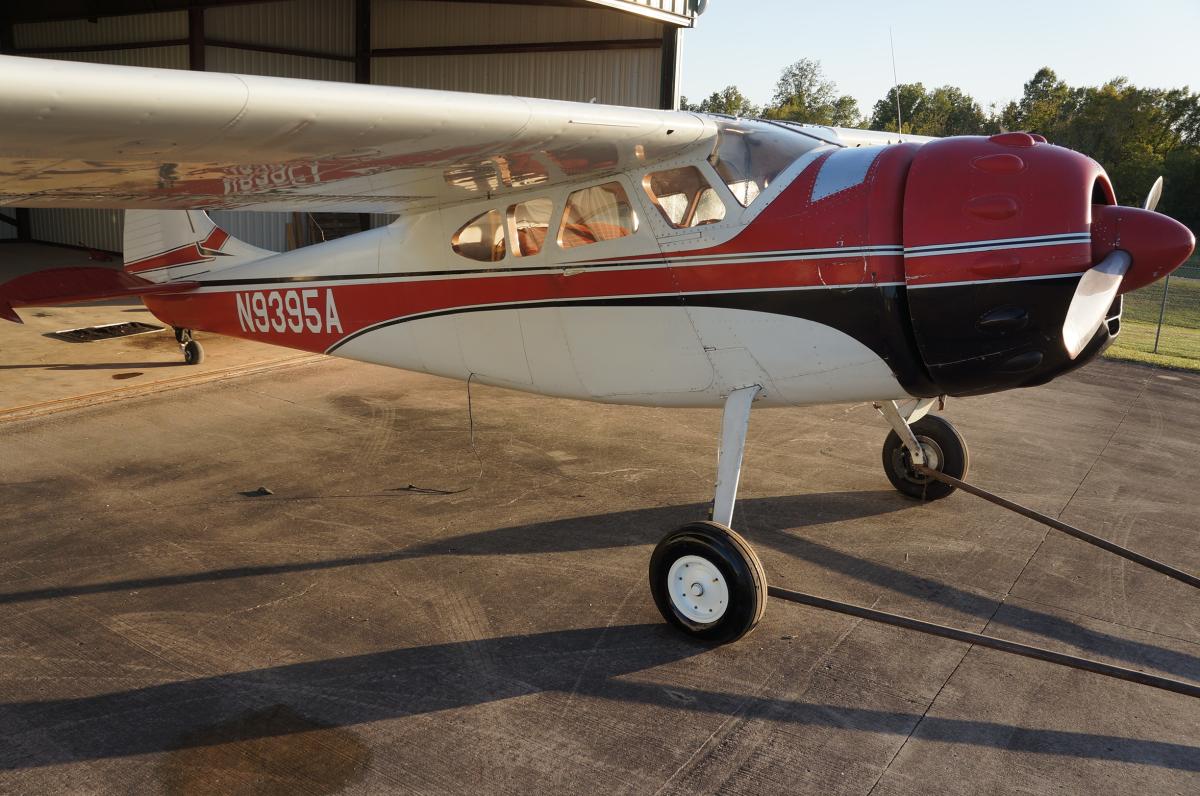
<box><xmin>3</xmin><ymin>491</ymin><xmax>1198</xmax><ymax>682</ymax></box>
<box><xmin>1</xmin><ymin>622</ymin><xmax>1197</xmax><ymax>773</ymax></box>
<box><xmin>1</xmin><ymin>491</ymin><xmax>1197</xmax><ymax>772</ymax></box>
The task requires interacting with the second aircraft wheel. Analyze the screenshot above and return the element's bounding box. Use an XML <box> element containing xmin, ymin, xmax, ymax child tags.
<box><xmin>882</xmin><ymin>414</ymin><xmax>969</xmax><ymax>501</ymax></box>
<box><xmin>183</xmin><ymin>339</ymin><xmax>204</xmax><ymax>365</ymax></box>
<box><xmin>649</xmin><ymin>521</ymin><xmax>767</xmax><ymax>644</ymax></box>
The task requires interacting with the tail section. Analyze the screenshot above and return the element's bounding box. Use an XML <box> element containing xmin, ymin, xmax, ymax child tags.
<box><xmin>123</xmin><ymin>210</ymin><xmax>274</xmax><ymax>282</ymax></box>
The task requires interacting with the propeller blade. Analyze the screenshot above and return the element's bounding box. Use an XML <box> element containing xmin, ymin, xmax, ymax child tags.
<box><xmin>1063</xmin><ymin>249</ymin><xmax>1131</xmax><ymax>359</ymax></box>
<box><xmin>1144</xmin><ymin>176</ymin><xmax>1164</xmax><ymax>212</ymax></box>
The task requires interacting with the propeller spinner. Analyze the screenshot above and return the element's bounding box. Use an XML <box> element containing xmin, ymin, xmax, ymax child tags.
<box><xmin>1062</xmin><ymin>176</ymin><xmax>1195</xmax><ymax>358</ymax></box>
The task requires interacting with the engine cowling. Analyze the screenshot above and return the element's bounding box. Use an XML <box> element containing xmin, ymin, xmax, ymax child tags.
<box><xmin>902</xmin><ymin>133</ymin><xmax>1108</xmax><ymax>394</ymax></box>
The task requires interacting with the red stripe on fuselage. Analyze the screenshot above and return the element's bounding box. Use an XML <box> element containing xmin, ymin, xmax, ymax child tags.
<box><xmin>903</xmin><ymin>242</ymin><xmax>1093</xmax><ymax>285</ymax></box>
<box><xmin>144</xmin><ymin>253</ymin><xmax>905</xmax><ymax>355</ymax></box>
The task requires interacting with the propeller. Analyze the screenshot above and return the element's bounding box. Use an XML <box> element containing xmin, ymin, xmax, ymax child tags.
<box><xmin>1062</xmin><ymin>250</ymin><xmax>1130</xmax><ymax>358</ymax></box>
<box><xmin>1062</xmin><ymin>175</ymin><xmax>1195</xmax><ymax>359</ymax></box>
<box><xmin>1144</xmin><ymin>175</ymin><xmax>1163</xmax><ymax>212</ymax></box>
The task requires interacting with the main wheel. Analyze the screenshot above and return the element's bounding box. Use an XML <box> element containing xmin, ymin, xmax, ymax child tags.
<box><xmin>183</xmin><ymin>339</ymin><xmax>204</xmax><ymax>365</ymax></box>
<box><xmin>649</xmin><ymin>521</ymin><xmax>766</xmax><ymax>644</ymax></box>
<box><xmin>882</xmin><ymin>414</ymin><xmax>969</xmax><ymax>501</ymax></box>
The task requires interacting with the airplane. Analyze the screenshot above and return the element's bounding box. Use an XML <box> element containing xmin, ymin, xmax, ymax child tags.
<box><xmin>0</xmin><ymin>55</ymin><xmax>1194</xmax><ymax>645</ymax></box>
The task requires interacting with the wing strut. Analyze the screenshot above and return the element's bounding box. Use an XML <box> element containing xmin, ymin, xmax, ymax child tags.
<box><xmin>915</xmin><ymin>465</ymin><xmax>1200</xmax><ymax>590</ymax></box>
<box><xmin>768</xmin><ymin>585</ymin><xmax>1200</xmax><ymax>699</ymax></box>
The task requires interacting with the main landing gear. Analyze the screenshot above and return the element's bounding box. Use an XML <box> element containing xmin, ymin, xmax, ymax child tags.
<box><xmin>174</xmin><ymin>327</ymin><xmax>204</xmax><ymax>365</ymax></box>
<box><xmin>649</xmin><ymin>386</ymin><xmax>767</xmax><ymax>644</ymax></box>
<box><xmin>649</xmin><ymin>391</ymin><xmax>968</xmax><ymax>644</ymax></box>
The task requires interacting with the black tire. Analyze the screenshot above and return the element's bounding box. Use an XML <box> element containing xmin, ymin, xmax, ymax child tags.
<box><xmin>649</xmin><ymin>521</ymin><xmax>767</xmax><ymax>644</ymax></box>
<box><xmin>882</xmin><ymin>414</ymin><xmax>969</xmax><ymax>501</ymax></box>
<box><xmin>183</xmin><ymin>339</ymin><xmax>204</xmax><ymax>365</ymax></box>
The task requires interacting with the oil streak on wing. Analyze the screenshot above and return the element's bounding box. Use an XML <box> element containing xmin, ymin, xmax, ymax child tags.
<box><xmin>0</xmin><ymin>55</ymin><xmax>710</xmax><ymax>214</ymax></box>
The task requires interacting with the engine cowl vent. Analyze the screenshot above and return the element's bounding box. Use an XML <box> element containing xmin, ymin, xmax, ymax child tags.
<box><xmin>977</xmin><ymin>305</ymin><xmax>1029</xmax><ymax>334</ymax></box>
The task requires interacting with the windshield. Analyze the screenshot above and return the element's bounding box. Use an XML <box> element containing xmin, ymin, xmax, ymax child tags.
<box><xmin>708</xmin><ymin>120</ymin><xmax>825</xmax><ymax>207</ymax></box>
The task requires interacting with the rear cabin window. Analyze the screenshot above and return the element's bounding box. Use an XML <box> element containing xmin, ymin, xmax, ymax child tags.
<box><xmin>643</xmin><ymin>166</ymin><xmax>727</xmax><ymax>228</ymax></box>
<box><xmin>452</xmin><ymin>209</ymin><xmax>506</xmax><ymax>262</ymax></box>
<box><xmin>709</xmin><ymin>121</ymin><xmax>819</xmax><ymax>207</ymax></box>
<box><xmin>558</xmin><ymin>182</ymin><xmax>639</xmax><ymax>249</ymax></box>
<box><xmin>508</xmin><ymin>198</ymin><xmax>553</xmax><ymax>257</ymax></box>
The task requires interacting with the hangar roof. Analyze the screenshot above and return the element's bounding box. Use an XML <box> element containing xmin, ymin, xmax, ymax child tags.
<box><xmin>2</xmin><ymin>1</ymin><xmax>697</xmax><ymax>27</ymax></box>
<box><xmin>580</xmin><ymin>1</ymin><xmax>695</xmax><ymax>25</ymax></box>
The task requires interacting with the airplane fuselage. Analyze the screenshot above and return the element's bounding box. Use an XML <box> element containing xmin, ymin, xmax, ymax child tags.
<box><xmin>139</xmin><ymin>122</ymin><xmax>1146</xmax><ymax>408</ymax></box>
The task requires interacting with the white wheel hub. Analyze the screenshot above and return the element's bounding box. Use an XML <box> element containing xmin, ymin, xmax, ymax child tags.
<box><xmin>917</xmin><ymin>437</ymin><xmax>942</xmax><ymax>472</ymax></box>
<box><xmin>667</xmin><ymin>555</ymin><xmax>729</xmax><ymax>624</ymax></box>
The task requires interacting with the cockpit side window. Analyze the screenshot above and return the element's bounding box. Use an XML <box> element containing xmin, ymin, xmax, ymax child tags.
<box><xmin>558</xmin><ymin>181</ymin><xmax>639</xmax><ymax>249</ymax></box>
<box><xmin>709</xmin><ymin>121</ymin><xmax>821</xmax><ymax>207</ymax></box>
<box><xmin>642</xmin><ymin>165</ymin><xmax>727</xmax><ymax>229</ymax></box>
<box><xmin>508</xmin><ymin>198</ymin><xmax>553</xmax><ymax>257</ymax></box>
<box><xmin>452</xmin><ymin>209</ymin><xmax>506</xmax><ymax>262</ymax></box>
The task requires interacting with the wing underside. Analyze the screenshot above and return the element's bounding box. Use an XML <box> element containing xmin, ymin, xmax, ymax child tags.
<box><xmin>0</xmin><ymin>55</ymin><xmax>712</xmax><ymax>213</ymax></box>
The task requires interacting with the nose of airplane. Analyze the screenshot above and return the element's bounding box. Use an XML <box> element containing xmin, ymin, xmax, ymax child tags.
<box><xmin>1091</xmin><ymin>204</ymin><xmax>1196</xmax><ymax>294</ymax></box>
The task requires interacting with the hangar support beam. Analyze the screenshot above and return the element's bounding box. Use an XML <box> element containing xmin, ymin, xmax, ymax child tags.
<box><xmin>0</xmin><ymin>11</ymin><xmax>13</xmax><ymax>53</ymax></box>
<box><xmin>355</xmin><ymin>0</ymin><xmax>370</xmax><ymax>85</ymax></box>
<box><xmin>659</xmin><ymin>25</ymin><xmax>679</xmax><ymax>110</ymax></box>
<box><xmin>188</xmin><ymin>5</ymin><xmax>205</xmax><ymax>71</ymax></box>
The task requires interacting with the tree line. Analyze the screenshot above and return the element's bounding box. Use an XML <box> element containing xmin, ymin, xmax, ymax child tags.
<box><xmin>681</xmin><ymin>59</ymin><xmax>1200</xmax><ymax>234</ymax></box>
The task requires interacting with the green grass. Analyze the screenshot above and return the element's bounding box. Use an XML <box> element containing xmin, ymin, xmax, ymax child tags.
<box><xmin>1104</xmin><ymin>269</ymin><xmax>1200</xmax><ymax>371</ymax></box>
<box><xmin>1175</xmin><ymin>252</ymin><xmax>1200</xmax><ymax>280</ymax></box>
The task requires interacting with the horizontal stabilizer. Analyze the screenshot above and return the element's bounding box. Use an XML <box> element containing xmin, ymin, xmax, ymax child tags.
<box><xmin>0</xmin><ymin>267</ymin><xmax>197</xmax><ymax>324</ymax></box>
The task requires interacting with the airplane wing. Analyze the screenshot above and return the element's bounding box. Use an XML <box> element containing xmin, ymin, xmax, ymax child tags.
<box><xmin>0</xmin><ymin>55</ymin><xmax>711</xmax><ymax>214</ymax></box>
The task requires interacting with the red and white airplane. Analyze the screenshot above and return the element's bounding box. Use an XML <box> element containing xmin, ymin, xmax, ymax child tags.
<box><xmin>1</xmin><ymin>56</ymin><xmax>1194</xmax><ymax>643</ymax></box>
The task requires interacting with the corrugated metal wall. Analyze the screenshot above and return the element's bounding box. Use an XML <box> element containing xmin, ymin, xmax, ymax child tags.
<box><xmin>47</xmin><ymin>47</ymin><xmax>189</xmax><ymax>69</ymax></box>
<box><xmin>12</xmin><ymin>12</ymin><xmax>186</xmax><ymax>48</ymax></box>
<box><xmin>206</xmin><ymin>47</ymin><xmax>354</xmax><ymax>85</ymax></box>
<box><xmin>207</xmin><ymin>0</ymin><xmax>355</xmax><ymax>55</ymax></box>
<box><xmin>29</xmin><ymin>208</ymin><xmax>123</xmax><ymax>252</ymax></box>
<box><xmin>9</xmin><ymin>0</ymin><xmax>671</xmax><ymax>255</ymax></box>
<box><xmin>208</xmin><ymin>210</ymin><xmax>293</xmax><ymax>253</ymax></box>
<box><xmin>0</xmin><ymin>220</ymin><xmax>16</xmax><ymax>241</ymax></box>
<box><xmin>373</xmin><ymin>49</ymin><xmax>660</xmax><ymax>106</ymax></box>
<box><xmin>372</xmin><ymin>0</ymin><xmax>662</xmax><ymax>107</ymax></box>
<box><xmin>373</xmin><ymin>0</ymin><xmax>659</xmax><ymax>46</ymax></box>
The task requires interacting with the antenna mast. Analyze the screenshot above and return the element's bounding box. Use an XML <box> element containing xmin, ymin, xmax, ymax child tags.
<box><xmin>889</xmin><ymin>27</ymin><xmax>903</xmax><ymax>135</ymax></box>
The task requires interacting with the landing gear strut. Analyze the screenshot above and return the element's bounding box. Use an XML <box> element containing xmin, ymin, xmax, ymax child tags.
<box><xmin>650</xmin><ymin>392</ymin><xmax>971</xmax><ymax>644</ymax></box>
<box><xmin>174</xmin><ymin>327</ymin><xmax>204</xmax><ymax>365</ymax></box>
<box><xmin>876</xmin><ymin>399</ymin><xmax>968</xmax><ymax>500</ymax></box>
<box><xmin>649</xmin><ymin>385</ymin><xmax>767</xmax><ymax>644</ymax></box>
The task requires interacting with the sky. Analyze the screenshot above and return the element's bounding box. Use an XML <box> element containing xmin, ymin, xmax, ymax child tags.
<box><xmin>678</xmin><ymin>0</ymin><xmax>1200</xmax><ymax>116</ymax></box>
